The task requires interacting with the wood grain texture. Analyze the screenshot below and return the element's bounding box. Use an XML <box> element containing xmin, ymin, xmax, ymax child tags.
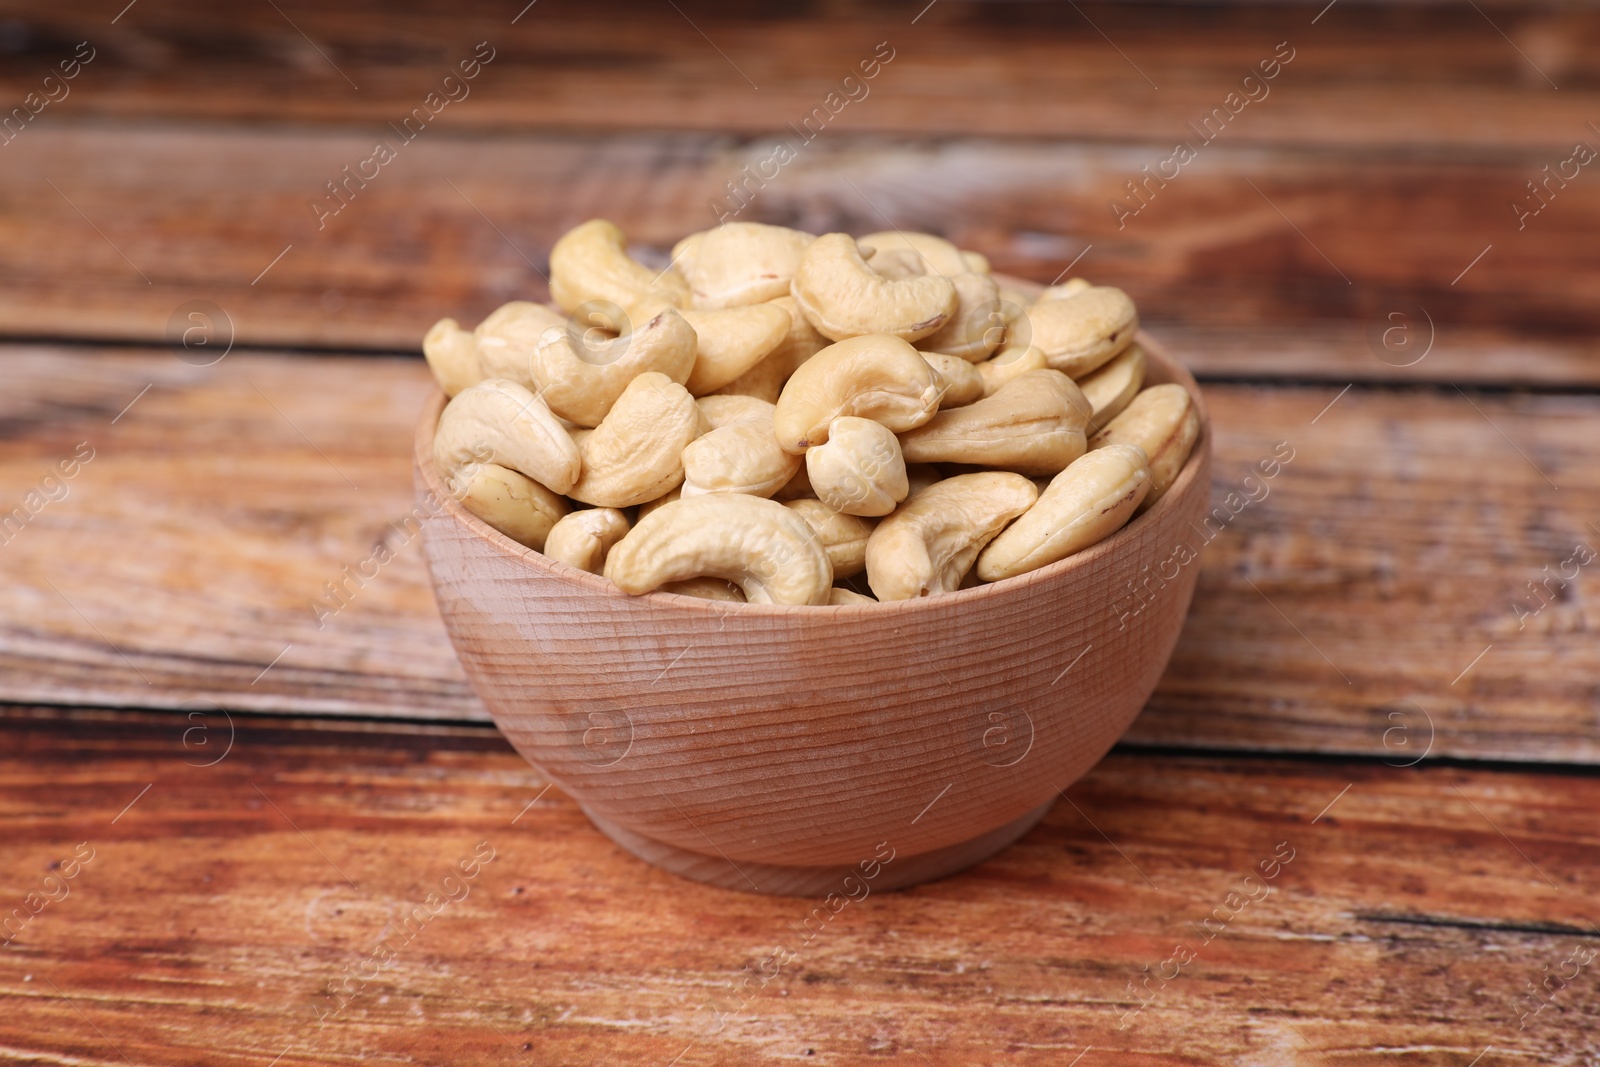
<box><xmin>2</xmin><ymin>711</ymin><xmax>1598</xmax><ymax>1065</ymax></box>
<box><xmin>3</xmin><ymin>0</ymin><xmax>1597</xmax><ymax>149</ymax></box>
<box><xmin>1</xmin><ymin>125</ymin><xmax>1595</xmax><ymax>378</ymax></box>
<box><xmin>413</xmin><ymin>344</ymin><xmax>1211</xmax><ymax>888</ymax></box>
<box><xmin>2</xmin><ymin>348</ymin><xmax>1595</xmax><ymax>763</ymax></box>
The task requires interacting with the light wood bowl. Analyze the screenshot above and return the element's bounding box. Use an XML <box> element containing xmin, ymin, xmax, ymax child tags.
<box><xmin>416</xmin><ymin>330</ymin><xmax>1211</xmax><ymax>896</ymax></box>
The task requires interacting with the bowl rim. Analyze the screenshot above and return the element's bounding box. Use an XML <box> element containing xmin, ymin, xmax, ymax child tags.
<box><xmin>416</xmin><ymin>328</ymin><xmax>1211</xmax><ymax>618</ymax></box>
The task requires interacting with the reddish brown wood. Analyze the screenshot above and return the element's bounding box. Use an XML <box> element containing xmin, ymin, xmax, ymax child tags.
<box><xmin>414</xmin><ymin>341</ymin><xmax>1213</xmax><ymax>891</ymax></box>
<box><xmin>1</xmin><ymin>711</ymin><xmax>1597</xmax><ymax>1064</ymax></box>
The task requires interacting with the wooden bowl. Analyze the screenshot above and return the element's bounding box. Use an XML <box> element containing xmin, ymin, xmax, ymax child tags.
<box><xmin>416</xmin><ymin>333</ymin><xmax>1211</xmax><ymax>896</ymax></box>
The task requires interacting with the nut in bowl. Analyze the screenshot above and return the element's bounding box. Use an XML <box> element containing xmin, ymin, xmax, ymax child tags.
<box><xmin>416</xmin><ymin>221</ymin><xmax>1212</xmax><ymax>895</ymax></box>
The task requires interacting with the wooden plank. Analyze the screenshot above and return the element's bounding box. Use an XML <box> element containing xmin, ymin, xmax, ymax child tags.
<box><xmin>2</xmin><ymin>713</ymin><xmax>1597</xmax><ymax>1064</ymax></box>
<box><xmin>2</xmin><ymin>126</ymin><xmax>1596</xmax><ymax>381</ymax></box>
<box><xmin>2</xmin><ymin>347</ymin><xmax>1596</xmax><ymax>764</ymax></box>
<box><xmin>3</xmin><ymin>1</ymin><xmax>1597</xmax><ymax>150</ymax></box>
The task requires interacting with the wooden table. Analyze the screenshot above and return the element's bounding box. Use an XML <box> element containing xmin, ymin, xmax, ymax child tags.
<box><xmin>2</xmin><ymin>2</ymin><xmax>1597</xmax><ymax>1063</ymax></box>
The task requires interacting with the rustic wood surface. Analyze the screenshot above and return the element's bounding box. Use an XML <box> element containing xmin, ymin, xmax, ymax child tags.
<box><xmin>3</xmin><ymin>347</ymin><xmax>1592</xmax><ymax>763</ymax></box>
<box><xmin>3</xmin><ymin>1</ymin><xmax>1596</xmax><ymax>1062</ymax></box>
<box><xmin>2</xmin><ymin>710</ymin><xmax>1598</xmax><ymax>1066</ymax></box>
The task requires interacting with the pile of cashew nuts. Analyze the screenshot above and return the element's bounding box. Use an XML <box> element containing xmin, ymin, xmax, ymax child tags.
<box><xmin>424</xmin><ymin>220</ymin><xmax>1199</xmax><ymax>606</ymax></box>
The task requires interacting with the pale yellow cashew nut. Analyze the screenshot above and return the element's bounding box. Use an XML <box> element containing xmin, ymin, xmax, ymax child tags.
<box><xmin>1020</xmin><ymin>285</ymin><xmax>1138</xmax><ymax>377</ymax></box>
<box><xmin>548</xmin><ymin>219</ymin><xmax>689</xmax><ymax>321</ymax></box>
<box><xmin>865</xmin><ymin>472</ymin><xmax>1038</xmax><ymax>601</ymax></box>
<box><xmin>917</xmin><ymin>272</ymin><xmax>1003</xmax><ymax>362</ymax></box>
<box><xmin>681</xmin><ymin>396</ymin><xmax>801</xmax><ymax>498</ymax></box>
<box><xmin>680</xmin><ymin>304</ymin><xmax>792</xmax><ymax>395</ymax></box>
<box><xmin>604</xmin><ymin>494</ymin><xmax>833</xmax><ymax>605</ymax></box>
<box><xmin>898</xmin><ymin>369</ymin><xmax>1091</xmax><ymax>476</ymax></box>
<box><xmin>976</xmin><ymin>443</ymin><xmax>1151</xmax><ymax>581</ymax></box>
<box><xmin>673</xmin><ymin>222</ymin><xmax>814</xmax><ymax>309</ymax></box>
<box><xmin>449</xmin><ymin>462</ymin><xmax>569</xmax><ymax>550</ymax></box>
<box><xmin>1075</xmin><ymin>342</ymin><xmax>1146</xmax><ymax>433</ymax></box>
<box><xmin>773</xmin><ymin>334</ymin><xmax>943</xmax><ymax>453</ymax></box>
<box><xmin>567</xmin><ymin>372</ymin><xmax>707</xmax><ymax>507</ymax></box>
<box><xmin>543</xmin><ymin>507</ymin><xmax>630</xmax><ymax>573</ymax></box>
<box><xmin>922</xmin><ymin>353</ymin><xmax>984</xmax><ymax>408</ymax></box>
<box><xmin>857</xmin><ymin>231</ymin><xmax>970</xmax><ymax>277</ymax></box>
<box><xmin>433</xmin><ymin>379</ymin><xmax>581</xmax><ymax>495</ymax></box>
<box><xmin>805</xmin><ymin>416</ymin><xmax>908</xmax><ymax>517</ymax></box>
<box><xmin>790</xmin><ymin>233</ymin><xmax>957</xmax><ymax>343</ymax></box>
<box><xmin>784</xmin><ymin>499</ymin><xmax>876</xmax><ymax>578</ymax></box>
<box><xmin>423</xmin><ymin>318</ymin><xmax>482</xmax><ymax>397</ymax></box>
<box><xmin>827</xmin><ymin>586</ymin><xmax>877</xmax><ymax>605</ymax></box>
<box><xmin>1089</xmin><ymin>383</ymin><xmax>1200</xmax><ymax>510</ymax></box>
<box><xmin>529</xmin><ymin>307</ymin><xmax>698</xmax><ymax>427</ymax></box>
<box><xmin>977</xmin><ymin>343</ymin><xmax>1048</xmax><ymax>397</ymax></box>
<box><xmin>473</xmin><ymin>301</ymin><xmax>565</xmax><ymax>385</ymax></box>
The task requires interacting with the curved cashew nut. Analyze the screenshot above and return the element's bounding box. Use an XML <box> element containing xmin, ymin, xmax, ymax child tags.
<box><xmin>828</xmin><ymin>586</ymin><xmax>877</xmax><ymax>605</ymax></box>
<box><xmin>865</xmin><ymin>472</ymin><xmax>1038</xmax><ymax>601</ymax></box>
<box><xmin>790</xmin><ymin>233</ymin><xmax>957</xmax><ymax>342</ymax></box>
<box><xmin>857</xmin><ymin>231</ymin><xmax>969</xmax><ymax>277</ymax></box>
<box><xmin>661</xmin><ymin>577</ymin><xmax>747</xmax><ymax>602</ymax></box>
<box><xmin>806</xmin><ymin>416</ymin><xmax>908</xmax><ymax>517</ymax></box>
<box><xmin>922</xmin><ymin>353</ymin><xmax>984</xmax><ymax>408</ymax></box>
<box><xmin>673</xmin><ymin>222</ymin><xmax>814</xmax><ymax>309</ymax></box>
<box><xmin>543</xmin><ymin>507</ymin><xmax>630</xmax><ymax>573</ymax></box>
<box><xmin>898</xmin><ymin>369</ymin><xmax>1091</xmax><ymax>476</ymax></box>
<box><xmin>1075</xmin><ymin>342</ymin><xmax>1146</xmax><ymax>433</ymax></box>
<box><xmin>961</xmin><ymin>250</ymin><xmax>991</xmax><ymax>275</ymax></box>
<box><xmin>1021</xmin><ymin>285</ymin><xmax>1138</xmax><ymax>377</ymax></box>
<box><xmin>567</xmin><ymin>372</ymin><xmax>707</xmax><ymax>507</ymax></box>
<box><xmin>680</xmin><ymin>304</ymin><xmax>792</xmax><ymax>395</ymax></box>
<box><xmin>1089</xmin><ymin>383</ymin><xmax>1200</xmax><ymax>509</ymax></box>
<box><xmin>917</xmin><ymin>272</ymin><xmax>1004</xmax><ymax>362</ymax></box>
<box><xmin>863</xmin><ymin>246</ymin><xmax>927</xmax><ymax>280</ymax></box>
<box><xmin>773</xmin><ymin>334</ymin><xmax>943</xmax><ymax>453</ymax></box>
<box><xmin>530</xmin><ymin>307</ymin><xmax>698</xmax><ymax>427</ymax></box>
<box><xmin>548</xmin><ymin>219</ymin><xmax>689</xmax><ymax>320</ymax></box>
<box><xmin>604</xmin><ymin>494</ymin><xmax>833</xmax><ymax>605</ymax></box>
<box><xmin>423</xmin><ymin>318</ymin><xmax>483</xmax><ymax>397</ymax></box>
<box><xmin>785</xmin><ymin>499</ymin><xmax>876</xmax><ymax>578</ymax></box>
<box><xmin>681</xmin><ymin>397</ymin><xmax>802</xmax><ymax>498</ymax></box>
<box><xmin>473</xmin><ymin>301</ymin><xmax>565</xmax><ymax>385</ymax></box>
<box><xmin>449</xmin><ymin>461</ymin><xmax>570</xmax><ymax>550</ymax></box>
<box><xmin>434</xmin><ymin>379</ymin><xmax>581</xmax><ymax>495</ymax></box>
<box><xmin>976</xmin><ymin>443</ymin><xmax>1150</xmax><ymax>582</ymax></box>
<box><xmin>1040</xmin><ymin>278</ymin><xmax>1093</xmax><ymax>300</ymax></box>
<box><xmin>977</xmin><ymin>343</ymin><xmax>1047</xmax><ymax>397</ymax></box>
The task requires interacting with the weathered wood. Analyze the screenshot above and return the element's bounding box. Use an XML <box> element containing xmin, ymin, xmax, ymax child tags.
<box><xmin>1</xmin><ymin>712</ymin><xmax>1597</xmax><ymax>1065</ymax></box>
<box><xmin>2</xmin><ymin>347</ymin><xmax>1596</xmax><ymax>764</ymax></box>
<box><xmin>1</xmin><ymin>126</ymin><xmax>1595</xmax><ymax>376</ymax></box>
<box><xmin>4</xmin><ymin>0</ymin><xmax>1597</xmax><ymax>149</ymax></box>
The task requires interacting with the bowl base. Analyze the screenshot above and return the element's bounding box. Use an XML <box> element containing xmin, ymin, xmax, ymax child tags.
<box><xmin>581</xmin><ymin>799</ymin><xmax>1054</xmax><ymax>896</ymax></box>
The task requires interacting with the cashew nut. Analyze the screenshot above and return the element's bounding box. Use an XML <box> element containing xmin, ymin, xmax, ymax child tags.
<box><xmin>857</xmin><ymin>231</ymin><xmax>969</xmax><ymax>277</ymax></box>
<box><xmin>977</xmin><ymin>343</ymin><xmax>1047</xmax><ymax>397</ymax></box>
<box><xmin>772</xmin><ymin>463</ymin><xmax>815</xmax><ymax>501</ymax></box>
<box><xmin>790</xmin><ymin>233</ymin><xmax>957</xmax><ymax>342</ymax></box>
<box><xmin>604</xmin><ymin>494</ymin><xmax>832</xmax><ymax>605</ymax></box>
<box><xmin>567</xmin><ymin>372</ymin><xmax>707</xmax><ymax>507</ymax></box>
<box><xmin>898</xmin><ymin>369</ymin><xmax>1091</xmax><ymax>476</ymax></box>
<box><xmin>549</xmin><ymin>219</ymin><xmax>689</xmax><ymax>320</ymax></box>
<box><xmin>1089</xmin><ymin>383</ymin><xmax>1199</xmax><ymax>509</ymax></box>
<box><xmin>680</xmin><ymin>304</ymin><xmax>792</xmax><ymax>395</ymax></box>
<box><xmin>474</xmin><ymin>301</ymin><xmax>566</xmax><ymax>385</ymax></box>
<box><xmin>905</xmin><ymin>462</ymin><xmax>943</xmax><ymax>497</ymax></box>
<box><xmin>1075</xmin><ymin>341</ymin><xmax>1146</xmax><ymax>432</ymax></box>
<box><xmin>530</xmin><ymin>307</ymin><xmax>697</xmax><ymax>427</ymax></box>
<box><xmin>661</xmin><ymin>577</ymin><xmax>747</xmax><ymax>602</ymax></box>
<box><xmin>681</xmin><ymin>397</ymin><xmax>801</xmax><ymax>498</ymax></box>
<box><xmin>1040</xmin><ymin>278</ymin><xmax>1092</xmax><ymax>300</ymax></box>
<box><xmin>976</xmin><ymin>443</ymin><xmax>1150</xmax><ymax>581</ymax></box>
<box><xmin>423</xmin><ymin>318</ymin><xmax>483</xmax><ymax>397</ymax></box>
<box><xmin>773</xmin><ymin>334</ymin><xmax>943</xmax><ymax>453</ymax></box>
<box><xmin>1021</xmin><ymin>285</ymin><xmax>1138</xmax><ymax>377</ymax></box>
<box><xmin>865</xmin><ymin>472</ymin><xmax>1038</xmax><ymax>601</ymax></box>
<box><xmin>543</xmin><ymin>507</ymin><xmax>630</xmax><ymax>573</ymax></box>
<box><xmin>434</xmin><ymin>379</ymin><xmax>581</xmax><ymax>495</ymax></box>
<box><xmin>961</xmin><ymin>250</ymin><xmax>992</xmax><ymax>275</ymax></box>
<box><xmin>828</xmin><ymin>586</ymin><xmax>877</xmax><ymax>605</ymax></box>
<box><xmin>673</xmin><ymin>222</ymin><xmax>815</xmax><ymax>308</ymax></box>
<box><xmin>783</xmin><ymin>499</ymin><xmax>875</xmax><ymax>578</ymax></box>
<box><xmin>450</xmin><ymin>461</ymin><xmax>570</xmax><ymax>550</ymax></box>
<box><xmin>637</xmin><ymin>485</ymin><xmax>681</xmax><ymax>522</ymax></box>
<box><xmin>863</xmin><ymin>246</ymin><xmax>927</xmax><ymax>280</ymax></box>
<box><xmin>805</xmin><ymin>416</ymin><xmax>908</xmax><ymax>517</ymax></box>
<box><xmin>922</xmin><ymin>353</ymin><xmax>984</xmax><ymax>408</ymax></box>
<box><xmin>917</xmin><ymin>272</ymin><xmax>1004</xmax><ymax>362</ymax></box>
